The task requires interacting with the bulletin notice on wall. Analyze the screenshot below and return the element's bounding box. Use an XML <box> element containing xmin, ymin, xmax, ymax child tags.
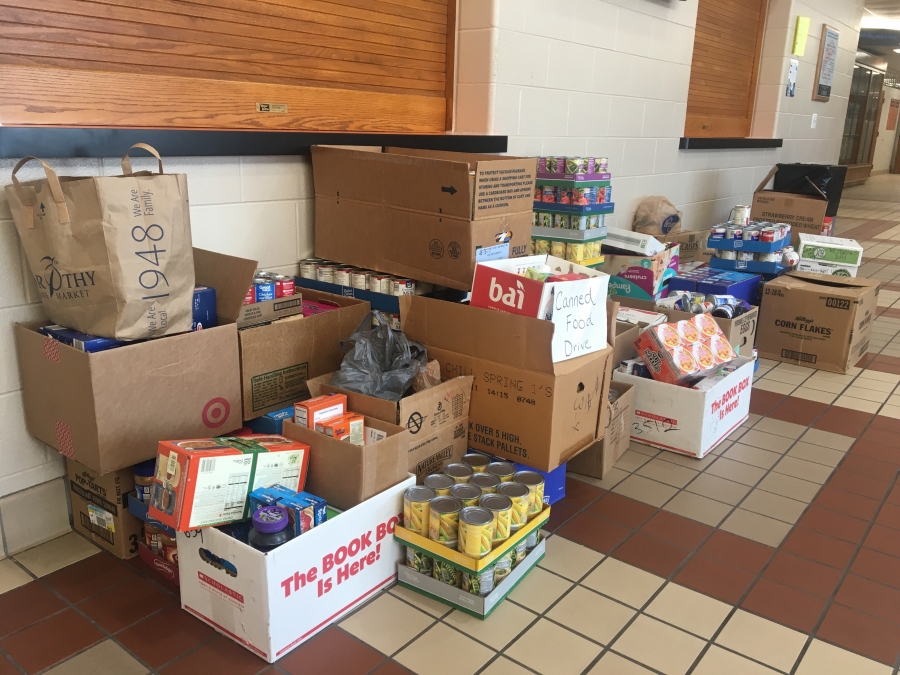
<box><xmin>475</xmin><ymin>164</ymin><xmax>534</xmax><ymax>213</ymax></box>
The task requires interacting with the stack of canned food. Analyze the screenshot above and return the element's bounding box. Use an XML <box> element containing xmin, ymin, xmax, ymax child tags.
<box><xmin>403</xmin><ymin>454</ymin><xmax>546</xmax><ymax>597</ymax></box>
<box><xmin>298</xmin><ymin>258</ymin><xmax>434</xmax><ymax>297</ymax></box>
<box><xmin>535</xmin><ymin>184</ymin><xmax>613</xmax><ymax>206</ymax></box>
<box><xmin>534</xmin><ymin>211</ymin><xmax>605</xmax><ymax>231</ymax></box>
<box><xmin>244</xmin><ymin>271</ymin><xmax>296</xmax><ymax>305</ymax></box>
<box><xmin>714</xmin><ymin>246</ymin><xmax>800</xmax><ymax>266</ymax></box>
<box><xmin>539</xmin><ymin>156</ymin><xmax>609</xmax><ymax>176</ymax></box>
<box><xmin>531</xmin><ymin>237</ymin><xmax>603</xmax><ymax>265</ymax></box>
<box><xmin>657</xmin><ymin>292</ymin><xmax>752</xmax><ymax>319</ymax></box>
<box><xmin>710</xmin><ymin>221</ymin><xmax>791</xmax><ymax>244</ymax></box>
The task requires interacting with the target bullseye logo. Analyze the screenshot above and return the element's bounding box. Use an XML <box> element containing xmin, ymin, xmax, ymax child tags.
<box><xmin>202</xmin><ymin>398</ymin><xmax>230</xmax><ymax>428</ymax></box>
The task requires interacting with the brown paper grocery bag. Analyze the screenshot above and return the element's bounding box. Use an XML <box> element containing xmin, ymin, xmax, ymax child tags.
<box><xmin>5</xmin><ymin>144</ymin><xmax>195</xmax><ymax>340</ymax></box>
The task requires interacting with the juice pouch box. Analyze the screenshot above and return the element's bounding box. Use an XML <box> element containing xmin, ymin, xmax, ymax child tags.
<box><xmin>634</xmin><ymin>322</ymin><xmax>700</xmax><ymax>384</ymax></box>
<box><xmin>279</xmin><ymin>491</ymin><xmax>328</xmax><ymax>536</ymax></box>
<box><xmin>148</xmin><ymin>434</ymin><xmax>310</xmax><ymax>532</ymax></box>
<box><xmin>294</xmin><ymin>393</ymin><xmax>347</xmax><ymax>429</ymax></box>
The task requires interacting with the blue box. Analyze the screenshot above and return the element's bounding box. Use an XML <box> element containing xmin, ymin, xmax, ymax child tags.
<box><xmin>248</xmin><ymin>484</ymin><xmax>297</xmax><ymax>514</ymax></box>
<box><xmin>38</xmin><ymin>325</ymin><xmax>128</xmax><ymax>353</ymax></box>
<box><xmin>709</xmin><ymin>257</ymin><xmax>787</xmax><ymax>277</ymax></box>
<box><xmin>247</xmin><ymin>406</ymin><xmax>295</xmax><ymax>435</ymax></box>
<box><xmin>666</xmin><ymin>268</ymin><xmax>761</xmax><ymax>304</ymax></box>
<box><xmin>280</xmin><ymin>491</ymin><xmax>328</xmax><ymax>536</ymax></box>
<box><xmin>706</xmin><ymin>234</ymin><xmax>789</xmax><ymax>254</ymax></box>
<box><xmin>192</xmin><ymin>285</ymin><xmax>218</xmax><ymax>330</ymax></box>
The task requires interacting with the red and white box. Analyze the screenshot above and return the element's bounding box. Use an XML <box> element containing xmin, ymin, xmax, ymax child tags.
<box><xmin>470</xmin><ymin>255</ymin><xmax>610</xmax><ymax>363</ymax></box>
<box><xmin>614</xmin><ymin>357</ymin><xmax>754</xmax><ymax>458</ymax></box>
<box><xmin>177</xmin><ymin>475</ymin><xmax>414</xmax><ymax>662</ymax></box>
<box><xmin>634</xmin><ymin>316</ymin><xmax>736</xmax><ymax>385</ymax></box>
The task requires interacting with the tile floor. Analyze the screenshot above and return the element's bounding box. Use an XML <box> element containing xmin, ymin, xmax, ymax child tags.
<box><xmin>3</xmin><ymin>177</ymin><xmax>900</xmax><ymax>674</ymax></box>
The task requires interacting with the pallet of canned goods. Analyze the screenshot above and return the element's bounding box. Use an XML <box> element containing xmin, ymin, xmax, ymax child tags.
<box><xmin>707</xmin><ymin>221</ymin><xmax>792</xmax><ymax>253</ymax></box>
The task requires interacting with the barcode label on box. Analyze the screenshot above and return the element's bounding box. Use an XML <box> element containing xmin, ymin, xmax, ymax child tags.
<box><xmin>80</xmin><ymin>512</ymin><xmax>114</xmax><ymax>545</ymax></box>
<box><xmin>200</xmin><ymin>458</ymin><xmax>216</xmax><ymax>473</ymax></box>
<box><xmin>781</xmin><ymin>349</ymin><xmax>817</xmax><ymax>364</ymax></box>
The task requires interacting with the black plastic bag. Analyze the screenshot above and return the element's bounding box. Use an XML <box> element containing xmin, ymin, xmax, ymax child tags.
<box><xmin>773</xmin><ymin>164</ymin><xmax>847</xmax><ymax>217</ymax></box>
<box><xmin>330</xmin><ymin>311</ymin><xmax>428</xmax><ymax>401</ymax></box>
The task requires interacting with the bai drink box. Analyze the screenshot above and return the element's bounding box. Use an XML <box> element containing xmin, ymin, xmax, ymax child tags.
<box><xmin>470</xmin><ymin>255</ymin><xmax>610</xmax><ymax>363</ymax></box>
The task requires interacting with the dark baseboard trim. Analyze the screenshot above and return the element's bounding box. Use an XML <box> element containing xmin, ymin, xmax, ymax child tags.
<box><xmin>0</xmin><ymin>127</ymin><xmax>509</xmax><ymax>158</ymax></box>
<box><xmin>679</xmin><ymin>137</ymin><xmax>784</xmax><ymax>150</ymax></box>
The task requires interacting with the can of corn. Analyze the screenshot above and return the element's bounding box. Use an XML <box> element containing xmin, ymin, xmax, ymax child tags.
<box><xmin>403</xmin><ymin>486</ymin><xmax>435</xmax><ymax>536</ymax></box>
<box><xmin>497</xmin><ymin>481</ymin><xmax>530</xmax><ymax>531</ymax></box>
<box><xmin>428</xmin><ymin>496</ymin><xmax>464</xmax><ymax>548</ymax></box>
<box><xmin>449</xmin><ymin>483</ymin><xmax>482</xmax><ymax>507</ymax></box>
<box><xmin>550</xmin><ymin>241</ymin><xmax>566</xmax><ymax>258</ymax></box>
<box><xmin>423</xmin><ymin>473</ymin><xmax>454</xmax><ymax>496</ymax></box>
<box><xmin>470</xmin><ymin>472</ymin><xmax>501</xmax><ymax>494</ymax></box>
<box><xmin>457</xmin><ymin>506</ymin><xmax>494</xmax><ymax>559</ymax></box>
<box><xmin>444</xmin><ymin>463</ymin><xmax>474</xmax><ymax>484</ymax></box>
<box><xmin>479</xmin><ymin>493</ymin><xmax>512</xmax><ymax>547</ymax></box>
<box><xmin>462</xmin><ymin>453</ymin><xmax>490</xmax><ymax>473</ymax></box>
<box><xmin>486</xmin><ymin>462</ymin><xmax>516</xmax><ymax>482</ymax></box>
<box><xmin>514</xmin><ymin>471</ymin><xmax>545</xmax><ymax>519</ymax></box>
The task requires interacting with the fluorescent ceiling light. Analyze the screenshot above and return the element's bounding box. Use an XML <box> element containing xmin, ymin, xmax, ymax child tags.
<box><xmin>861</xmin><ymin>15</ymin><xmax>900</xmax><ymax>29</ymax></box>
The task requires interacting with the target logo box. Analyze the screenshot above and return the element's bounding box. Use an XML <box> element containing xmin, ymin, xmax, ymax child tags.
<box><xmin>14</xmin><ymin>249</ymin><xmax>250</xmax><ymax>474</ymax></box>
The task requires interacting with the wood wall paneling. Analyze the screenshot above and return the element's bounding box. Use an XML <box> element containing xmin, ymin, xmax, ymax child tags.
<box><xmin>0</xmin><ymin>0</ymin><xmax>456</xmax><ymax>132</ymax></box>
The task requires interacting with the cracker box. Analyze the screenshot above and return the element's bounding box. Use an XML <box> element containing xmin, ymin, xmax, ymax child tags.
<box><xmin>317</xmin><ymin>413</ymin><xmax>365</xmax><ymax>446</ymax></box>
<box><xmin>294</xmin><ymin>393</ymin><xmax>347</xmax><ymax>429</ymax></box>
<box><xmin>148</xmin><ymin>435</ymin><xmax>310</xmax><ymax>531</ymax></box>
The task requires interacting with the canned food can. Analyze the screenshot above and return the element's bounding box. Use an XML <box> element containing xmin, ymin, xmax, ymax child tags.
<box><xmin>254</xmin><ymin>279</ymin><xmax>276</xmax><ymax>301</ymax></box>
<box><xmin>588</xmin><ymin>214</ymin><xmax>600</xmax><ymax>229</ymax></box>
<box><xmin>690</xmin><ymin>302</ymin><xmax>715</xmax><ymax>314</ymax></box>
<box><xmin>591</xmin><ymin>239</ymin><xmax>602</xmax><ymax>259</ymax></box>
<box><xmin>493</xmin><ymin>552</ymin><xmax>513</xmax><ymax>587</ymax></box>
<box><xmin>538</xmin><ymin>212</ymin><xmax>553</xmax><ymax>228</ymax></box>
<box><xmin>557</xmin><ymin>187</ymin><xmax>572</xmax><ymax>205</ymax></box>
<box><xmin>524</xmin><ymin>529</ymin><xmax>539</xmax><ymax>552</ymax></box>
<box><xmin>470</xmin><ymin>472</ymin><xmax>501</xmax><ymax>494</ymax></box>
<box><xmin>511</xmin><ymin>540</ymin><xmax>528</xmax><ymax>567</ymax></box>
<box><xmin>732</xmin><ymin>205</ymin><xmax>751</xmax><ymax>226</ymax></box>
<box><xmin>710</xmin><ymin>227</ymin><xmax>727</xmax><ymax>239</ymax></box>
<box><xmin>758</xmin><ymin>251</ymin><xmax>778</xmax><ymax>263</ymax></box>
<box><xmin>541</xmin><ymin>186</ymin><xmax>557</xmax><ymax>203</ymax></box>
<box><xmin>514</xmin><ymin>471</ymin><xmax>545</xmax><ymax>518</ymax></box>
<box><xmin>783</xmin><ymin>250</ymin><xmax>800</xmax><ymax>266</ymax></box>
<box><xmin>566</xmin><ymin>157</ymin><xmax>587</xmax><ymax>174</ymax></box>
<box><xmin>403</xmin><ymin>486</ymin><xmax>435</xmax><ymax>536</ymax></box>
<box><xmin>299</xmin><ymin>259</ymin><xmax>322</xmax><ymax>279</ymax></box>
<box><xmin>534</xmin><ymin>238</ymin><xmax>551</xmax><ymax>255</ymax></box>
<box><xmin>450</xmin><ymin>483</ymin><xmax>482</xmax><ymax>507</ymax></box>
<box><xmin>736</xmin><ymin>251</ymin><xmax>755</xmax><ymax>261</ymax></box>
<box><xmin>746</xmin><ymin>229</ymin><xmax>761</xmax><ymax>241</ymax></box>
<box><xmin>553</xmin><ymin>214</ymin><xmax>570</xmax><ymax>229</ymax></box>
<box><xmin>423</xmin><ymin>473</ymin><xmax>455</xmax><ymax>496</ymax></box>
<box><xmin>544</xmin><ymin>157</ymin><xmax>561</xmax><ymax>174</ymax></box>
<box><xmin>596</xmin><ymin>157</ymin><xmax>609</xmax><ymax>170</ymax></box>
<box><xmin>392</xmin><ymin>278</ymin><xmax>416</xmax><ymax>296</ymax></box>
<box><xmin>368</xmin><ymin>273</ymin><xmax>387</xmax><ymax>293</ymax></box>
<box><xmin>534</xmin><ymin>185</ymin><xmax>542</xmax><ymax>200</ymax></box>
<box><xmin>428</xmin><ymin>496</ymin><xmax>464</xmax><ymax>547</ymax></box>
<box><xmin>406</xmin><ymin>547</ymin><xmax>433</xmax><ymax>575</ymax></box>
<box><xmin>550</xmin><ymin>241</ymin><xmax>566</xmax><ymax>258</ymax></box>
<box><xmin>462</xmin><ymin>453</ymin><xmax>490</xmax><ymax>473</ymax></box>
<box><xmin>572</xmin><ymin>186</ymin><xmax>596</xmax><ymax>205</ymax></box>
<box><xmin>432</xmin><ymin>559</ymin><xmax>461</xmax><ymax>587</ymax></box>
<box><xmin>351</xmin><ymin>271</ymin><xmax>370</xmax><ymax>290</ymax></box>
<box><xmin>497</xmin><ymin>481</ymin><xmax>530</xmax><ymax>531</ymax></box>
<box><xmin>724</xmin><ymin>227</ymin><xmax>736</xmax><ymax>240</ymax></box>
<box><xmin>315</xmin><ymin>265</ymin><xmax>335</xmax><ymax>284</ymax></box>
<box><xmin>444</xmin><ymin>463</ymin><xmax>474</xmax><ymax>484</ymax></box>
<box><xmin>461</xmin><ymin>568</ymin><xmax>494</xmax><ymax>596</ymax></box>
<box><xmin>717</xmin><ymin>250</ymin><xmax>737</xmax><ymax>261</ymax></box>
<box><xmin>487</xmin><ymin>462</ymin><xmax>517</xmax><ymax>482</ymax></box>
<box><xmin>705</xmin><ymin>295</ymin><xmax>738</xmax><ymax>307</ymax></box>
<box><xmin>333</xmin><ymin>267</ymin><xmax>354</xmax><ymax>287</ymax></box>
<box><xmin>571</xmin><ymin>215</ymin><xmax>589</xmax><ymax>231</ymax></box>
<box><xmin>711</xmin><ymin>304</ymin><xmax>735</xmax><ymax>319</ymax></box>
<box><xmin>567</xmin><ymin>242</ymin><xmax>587</xmax><ymax>262</ymax></box>
<box><xmin>479</xmin><ymin>493</ymin><xmax>512</xmax><ymax>546</ymax></box>
<box><xmin>244</xmin><ymin>285</ymin><xmax>257</xmax><ymax>305</ymax></box>
<box><xmin>274</xmin><ymin>275</ymin><xmax>296</xmax><ymax>298</ymax></box>
<box><xmin>164</xmin><ymin>545</ymin><xmax>178</xmax><ymax>564</ymax></box>
<box><xmin>760</xmin><ymin>228</ymin><xmax>777</xmax><ymax>243</ymax></box>
<box><xmin>457</xmin><ymin>506</ymin><xmax>494</xmax><ymax>559</ymax></box>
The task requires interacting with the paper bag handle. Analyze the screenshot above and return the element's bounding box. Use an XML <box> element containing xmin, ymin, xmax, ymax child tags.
<box><xmin>121</xmin><ymin>143</ymin><xmax>165</xmax><ymax>176</ymax></box>
<box><xmin>10</xmin><ymin>157</ymin><xmax>70</xmax><ymax>227</ymax></box>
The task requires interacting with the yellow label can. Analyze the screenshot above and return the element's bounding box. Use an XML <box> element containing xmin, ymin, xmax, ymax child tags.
<box><xmin>457</xmin><ymin>507</ymin><xmax>494</xmax><ymax>559</ymax></box>
<box><xmin>497</xmin><ymin>482</ymin><xmax>530</xmax><ymax>531</ymax></box>
<box><xmin>403</xmin><ymin>486</ymin><xmax>435</xmax><ymax>536</ymax></box>
<box><xmin>428</xmin><ymin>496</ymin><xmax>463</xmax><ymax>547</ymax></box>
<box><xmin>479</xmin><ymin>494</ymin><xmax>513</xmax><ymax>546</ymax></box>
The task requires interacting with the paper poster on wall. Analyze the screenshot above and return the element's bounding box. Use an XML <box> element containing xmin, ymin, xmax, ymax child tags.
<box><xmin>813</xmin><ymin>25</ymin><xmax>840</xmax><ymax>102</ymax></box>
<box><xmin>793</xmin><ymin>17</ymin><xmax>811</xmax><ymax>56</ymax></box>
<box><xmin>787</xmin><ymin>59</ymin><xmax>799</xmax><ymax>97</ymax></box>
<box><xmin>888</xmin><ymin>99</ymin><xmax>900</xmax><ymax>131</ymax></box>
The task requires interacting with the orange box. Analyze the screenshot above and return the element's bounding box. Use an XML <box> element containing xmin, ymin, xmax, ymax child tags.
<box><xmin>148</xmin><ymin>434</ymin><xmax>310</xmax><ymax>532</ymax></box>
<box><xmin>316</xmin><ymin>413</ymin><xmax>365</xmax><ymax>445</ymax></box>
<box><xmin>293</xmin><ymin>393</ymin><xmax>347</xmax><ymax>429</ymax></box>
<box><xmin>635</xmin><ymin>317</ymin><xmax>737</xmax><ymax>385</ymax></box>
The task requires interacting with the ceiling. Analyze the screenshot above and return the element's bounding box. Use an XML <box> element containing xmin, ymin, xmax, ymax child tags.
<box><xmin>866</xmin><ymin>1</ymin><xmax>900</xmax><ymax>20</ymax></box>
<box><xmin>861</xmin><ymin>1</ymin><xmax>900</xmax><ymax>76</ymax></box>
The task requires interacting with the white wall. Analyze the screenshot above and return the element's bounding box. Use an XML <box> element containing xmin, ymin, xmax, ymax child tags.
<box><xmin>872</xmin><ymin>85</ymin><xmax>900</xmax><ymax>174</ymax></box>
<box><xmin>456</xmin><ymin>0</ymin><xmax>865</xmax><ymax>230</ymax></box>
<box><xmin>0</xmin><ymin>155</ymin><xmax>313</xmax><ymax>554</ymax></box>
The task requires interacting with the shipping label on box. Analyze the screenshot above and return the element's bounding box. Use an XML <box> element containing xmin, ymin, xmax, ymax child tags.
<box><xmin>614</xmin><ymin>358</ymin><xmax>754</xmax><ymax>458</ymax></box>
<box><xmin>470</xmin><ymin>255</ymin><xmax>610</xmax><ymax>362</ymax></box>
<box><xmin>178</xmin><ymin>476</ymin><xmax>414</xmax><ymax>662</ymax></box>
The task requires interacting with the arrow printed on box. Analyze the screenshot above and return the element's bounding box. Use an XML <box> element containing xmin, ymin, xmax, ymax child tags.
<box><xmin>441</xmin><ymin>186</ymin><xmax>457</xmax><ymax>195</ymax></box>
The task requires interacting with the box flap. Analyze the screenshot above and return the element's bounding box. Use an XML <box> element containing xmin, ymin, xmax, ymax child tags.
<box><xmin>193</xmin><ymin>248</ymin><xmax>258</xmax><ymax>325</ymax></box>
<box><xmin>306</xmin><ymin>373</ymin><xmax>400</xmax><ymax>423</ymax></box>
<box><xmin>754</xmin><ymin>166</ymin><xmax>779</xmax><ymax>194</ymax></box>
<box><xmin>780</xmin><ymin>271</ymin><xmax>880</xmax><ymax>294</ymax></box>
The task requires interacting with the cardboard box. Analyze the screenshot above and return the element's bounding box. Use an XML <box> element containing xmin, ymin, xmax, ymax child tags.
<box><xmin>295</xmin><ymin>393</ymin><xmax>348</xmax><ymax>429</ymax></box>
<box><xmin>797</xmin><ymin>234</ymin><xmax>863</xmax><ymax>267</ymax></box>
<box><xmin>401</xmin><ymin>296</ymin><xmax>615</xmax><ymax>472</ymax></box>
<box><xmin>757</xmin><ymin>272</ymin><xmax>879</xmax><ymax>373</ymax></box>
<box><xmin>16</xmin><ymin>248</ymin><xmax>246</xmax><ymax>474</ymax></box>
<box><xmin>307</xmin><ymin>373</ymin><xmax>473</xmax><ymax>483</ymax></box>
<box><xmin>239</xmin><ymin>288</ymin><xmax>370</xmax><ymax>420</ymax></box>
<box><xmin>617</xmin><ymin>297</ymin><xmax>758</xmax><ymax>355</ymax></box>
<box><xmin>604</xmin><ymin>229</ymin><xmax>667</xmax><ymax>256</ymax></box>
<box><xmin>567</xmin><ymin>382</ymin><xmax>635</xmax><ymax>479</ymax></box>
<box><xmin>664</xmin><ymin>230</ymin><xmax>714</xmax><ymax>266</ymax></box>
<box><xmin>68</xmin><ymin>459</ymin><xmax>143</xmax><ymax>559</ymax></box>
<box><xmin>247</xmin><ymin>406</ymin><xmax>297</xmax><ymax>435</ymax></box>
<box><xmin>751</xmin><ymin>167</ymin><xmax>829</xmax><ymax>248</ymax></box>
<box><xmin>601</xmin><ymin>243</ymin><xmax>680</xmax><ymax>301</ymax></box>
<box><xmin>148</xmin><ymin>435</ymin><xmax>311</xmax><ymax>531</ymax></box>
<box><xmin>312</xmin><ymin>146</ymin><xmax>536</xmax><ymax>290</ymax></box>
<box><xmin>795</xmin><ymin>259</ymin><xmax>858</xmax><ymax>277</ymax></box>
<box><xmin>470</xmin><ymin>255</ymin><xmax>610</xmax><ymax>362</ymax></box>
<box><xmin>178</xmin><ymin>475</ymin><xmax>414</xmax><ymax>662</ymax></box>
<box><xmin>282</xmin><ymin>418</ymin><xmax>409</xmax><ymax>511</ymax></box>
<box><xmin>614</xmin><ymin>357</ymin><xmax>755</xmax><ymax>458</ymax></box>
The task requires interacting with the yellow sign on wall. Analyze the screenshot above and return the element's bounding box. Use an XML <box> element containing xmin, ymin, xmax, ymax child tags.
<box><xmin>793</xmin><ymin>16</ymin><xmax>811</xmax><ymax>56</ymax></box>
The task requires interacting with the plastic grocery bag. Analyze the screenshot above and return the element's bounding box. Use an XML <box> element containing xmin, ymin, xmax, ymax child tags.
<box><xmin>5</xmin><ymin>143</ymin><xmax>195</xmax><ymax>340</ymax></box>
<box><xmin>633</xmin><ymin>196</ymin><xmax>683</xmax><ymax>235</ymax></box>
<box><xmin>330</xmin><ymin>311</ymin><xmax>428</xmax><ymax>401</ymax></box>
